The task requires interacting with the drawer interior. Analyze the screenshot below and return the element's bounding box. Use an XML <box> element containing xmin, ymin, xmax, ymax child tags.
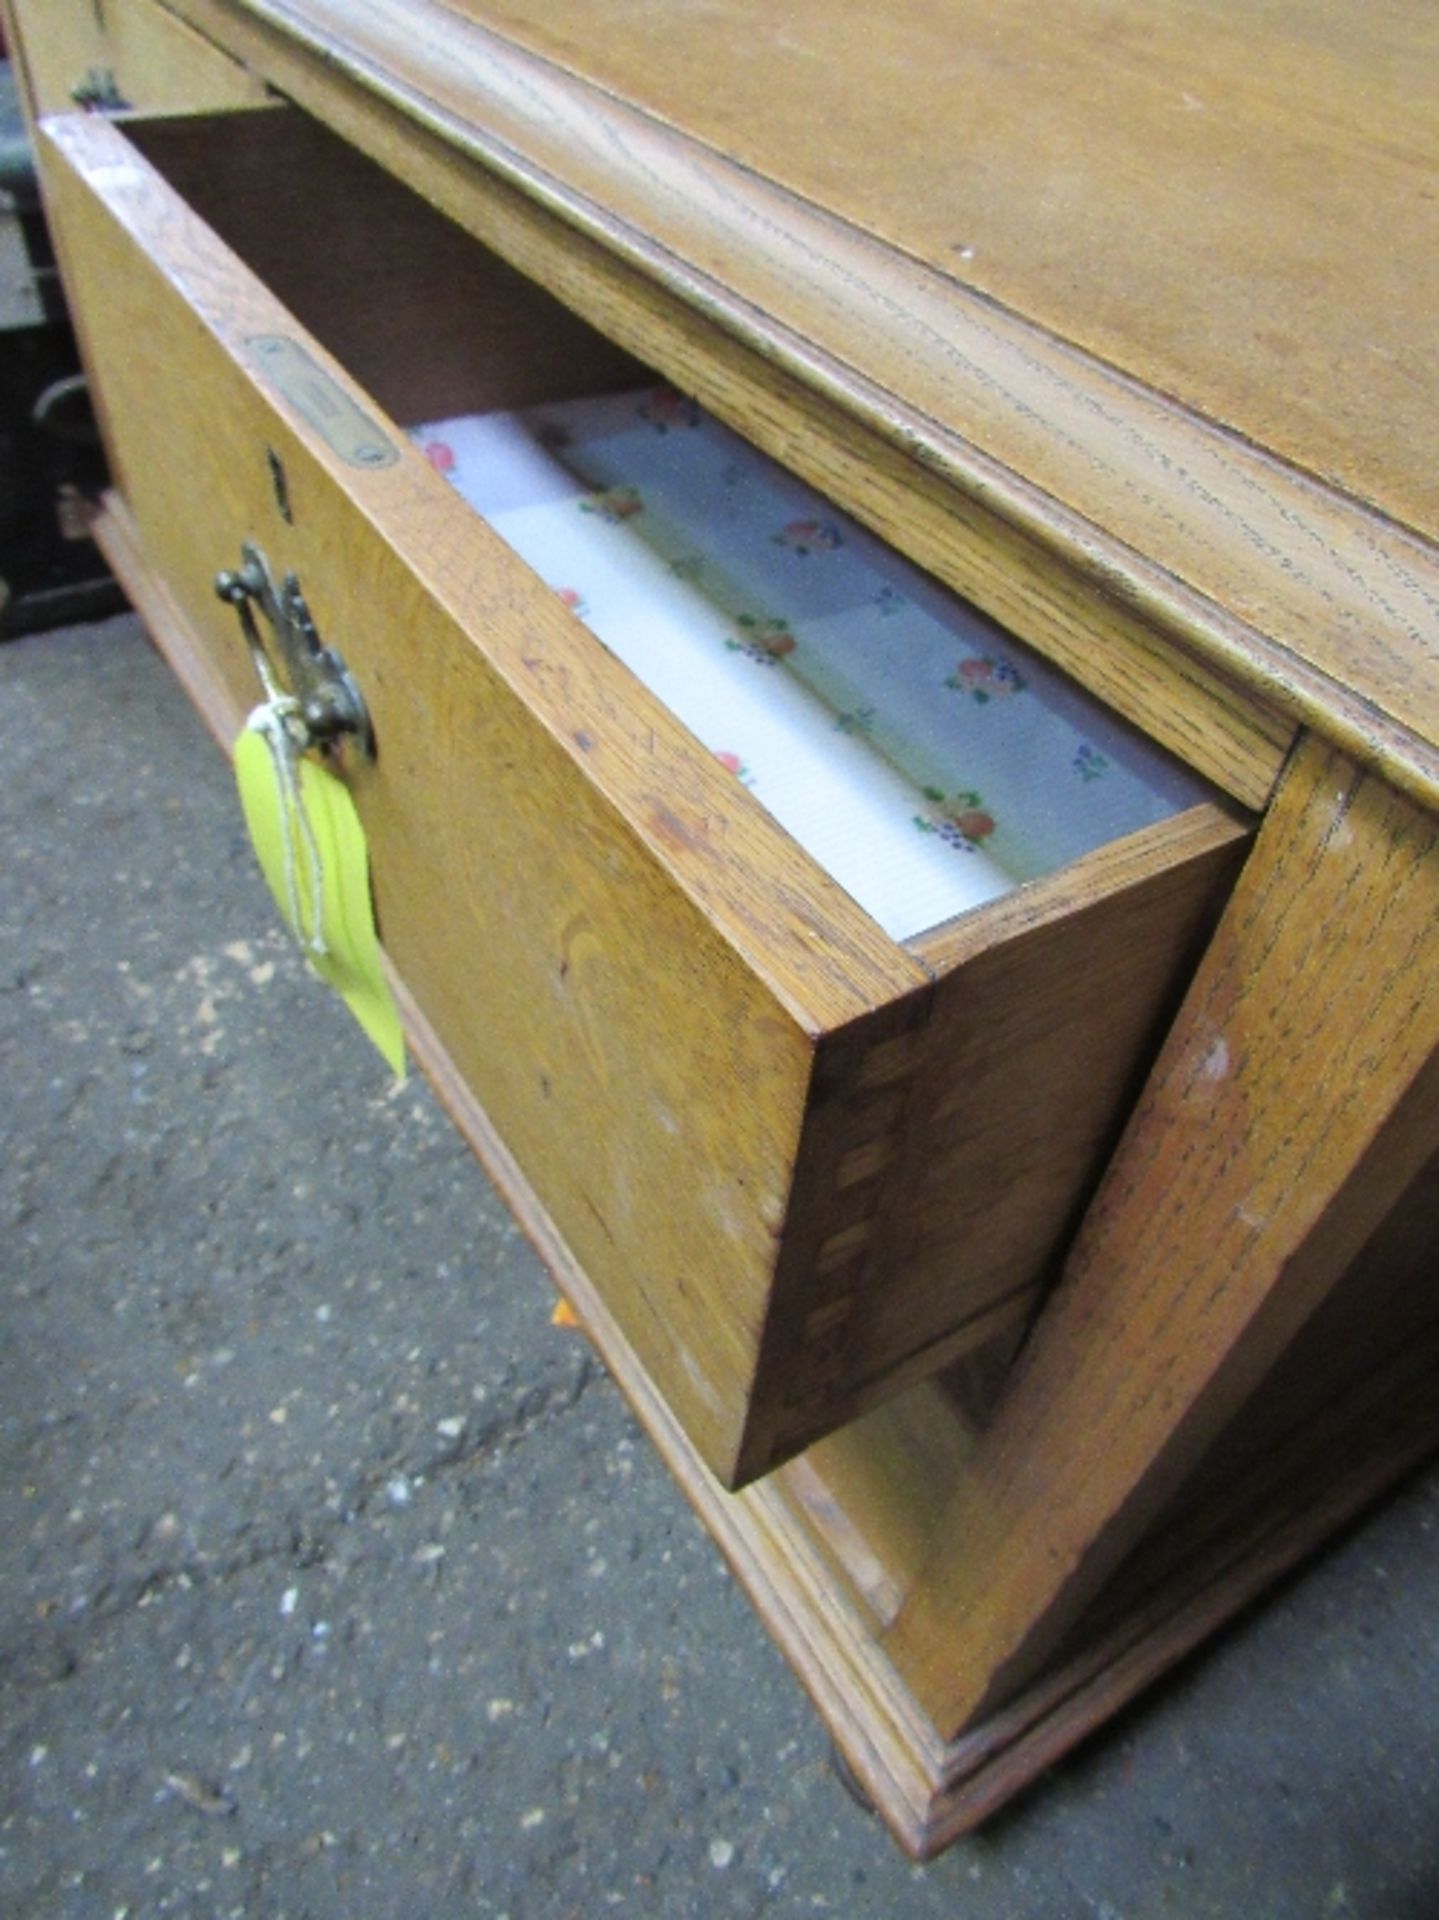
<box><xmin>124</xmin><ymin>108</ymin><xmax>1215</xmax><ymax>946</ymax></box>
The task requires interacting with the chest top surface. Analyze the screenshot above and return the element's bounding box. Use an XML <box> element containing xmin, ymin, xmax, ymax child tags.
<box><xmin>454</xmin><ymin>0</ymin><xmax>1439</xmax><ymax>546</ymax></box>
<box><xmin>134</xmin><ymin>0</ymin><xmax>1439</xmax><ymax>793</ymax></box>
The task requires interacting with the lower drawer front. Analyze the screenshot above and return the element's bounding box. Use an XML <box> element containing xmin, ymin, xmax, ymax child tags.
<box><xmin>8</xmin><ymin>0</ymin><xmax>269</xmax><ymax>119</ymax></box>
<box><xmin>39</xmin><ymin>105</ymin><xmax>1248</xmax><ymax>1486</ymax></box>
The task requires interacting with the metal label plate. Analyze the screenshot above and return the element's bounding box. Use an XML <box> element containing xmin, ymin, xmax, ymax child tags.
<box><xmin>246</xmin><ymin>335</ymin><xmax>398</xmax><ymax>470</ymax></box>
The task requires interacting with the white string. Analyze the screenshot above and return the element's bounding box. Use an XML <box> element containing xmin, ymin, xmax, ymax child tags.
<box><xmin>246</xmin><ymin>699</ymin><xmax>329</xmax><ymax>959</ymax></box>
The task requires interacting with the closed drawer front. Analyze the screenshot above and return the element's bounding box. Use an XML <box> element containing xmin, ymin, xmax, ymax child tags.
<box><xmin>39</xmin><ymin>104</ymin><xmax>1249</xmax><ymax>1487</ymax></box>
<box><xmin>8</xmin><ymin>0</ymin><xmax>268</xmax><ymax>119</ymax></box>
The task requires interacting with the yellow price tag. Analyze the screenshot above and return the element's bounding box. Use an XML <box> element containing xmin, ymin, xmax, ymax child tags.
<box><xmin>234</xmin><ymin>711</ymin><xmax>406</xmax><ymax>1079</ymax></box>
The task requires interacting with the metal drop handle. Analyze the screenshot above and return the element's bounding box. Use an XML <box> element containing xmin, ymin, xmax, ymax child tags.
<box><xmin>214</xmin><ymin>541</ymin><xmax>374</xmax><ymax>757</ymax></box>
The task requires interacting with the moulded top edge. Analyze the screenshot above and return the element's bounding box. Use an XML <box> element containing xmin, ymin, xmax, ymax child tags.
<box><xmin>161</xmin><ymin>0</ymin><xmax>1439</xmax><ymax>804</ymax></box>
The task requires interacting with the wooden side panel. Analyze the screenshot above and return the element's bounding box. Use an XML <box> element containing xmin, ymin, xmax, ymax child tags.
<box><xmin>734</xmin><ymin>991</ymin><xmax>939</xmax><ymax>1483</ymax></box>
<box><xmin>89</xmin><ymin>508</ymin><xmax>1439</xmax><ymax>1856</ymax></box>
<box><xmin>875</xmin><ymin>808</ymin><xmax>1247</xmax><ymax>1373</ymax></box>
<box><xmin>886</xmin><ymin>734</ymin><xmax>1439</xmax><ymax>1735</ymax></box>
<box><xmin>740</xmin><ymin>804</ymin><xmax>1250</xmax><ymax>1475</ymax></box>
<box><xmin>1065</xmin><ymin>1137</ymin><xmax>1439</xmax><ymax>1656</ymax></box>
<box><xmin>781</xmin><ymin>1374</ymin><xmax>986</xmax><ymax>1628</ymax></box>
<box><xmin>378</xmin><ymin>895</ymin><xmax>1439</xmax><ymax>1858</ymax></box>
<box><xmin>38</xmin><ymin>108</ymin><xmax>930</xmax><ymax>1486</ymax></box>
<box><xmin>6</xmin><ymin>0</ymin><xmax>267</xmax><ymax>120</ymax></box>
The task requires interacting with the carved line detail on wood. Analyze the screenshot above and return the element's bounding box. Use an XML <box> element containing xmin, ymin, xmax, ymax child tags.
<box><xmin>175</xmin><ymin>0</ymin><xmax>1439</xmax><ymax>804</ymax></box>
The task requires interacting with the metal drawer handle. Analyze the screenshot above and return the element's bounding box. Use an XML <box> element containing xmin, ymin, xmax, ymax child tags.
<box><xmin>71</xmin><ymin>69</ymin><xmax>130</xmax><ymax>113</ymax></box>
<box><xmin>214</xmin><ymin>541</ymin><xmax>374</xmax><ymax>757</ymax></box>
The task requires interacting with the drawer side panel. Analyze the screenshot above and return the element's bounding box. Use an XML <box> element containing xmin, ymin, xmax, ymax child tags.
<box><xmin>741</xmin><ymin>806</ymin><xmax>1250</xmax><ymax>1476</ymax></box>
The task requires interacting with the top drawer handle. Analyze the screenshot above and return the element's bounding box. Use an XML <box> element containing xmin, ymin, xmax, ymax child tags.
<box><xmin>215</xmin><ymin>540</ymin><xmax>374</xmax><ymax>758</ymax></box>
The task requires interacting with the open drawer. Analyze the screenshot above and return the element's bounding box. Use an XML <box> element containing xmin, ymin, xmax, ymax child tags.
<box><xmin>38</xmin><ymin>104</ymin><xmax>1250</xmax><ymax>1487</ymax></box>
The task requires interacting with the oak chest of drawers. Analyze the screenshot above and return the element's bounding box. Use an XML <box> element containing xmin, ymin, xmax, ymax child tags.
<box><xmin>11</xmin><ymin>0</ymin><xmax>1438</xmax><ymax>1854</ymax></box>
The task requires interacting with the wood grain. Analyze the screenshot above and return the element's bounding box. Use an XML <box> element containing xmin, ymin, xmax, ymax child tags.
<box><xmin>781</xmin><ymin>1372</ymin><xmax>988</xmax><ymax>1629</ymax></box>
<box><xmin>1063</xmin><ymin>1138</ymin><xmax>1439</xmax><ymax>1658</ymax></box>
<box><xmin>40</xmin><ymin>108</ymin><xmax>934</xmax><ymax>1484</ymax></box>
<box><xmin>78</xmin><ymin>496</ymin><xmax>1439</xmax><ymax>1852</ymax></box>
<box><xmin>42</xmin><ymin>105</ymin><xmax>1259</xmax><ymax>1481</ymax></box>
<box><xmin>364</xmin><ymin>869</ymin><xmax>1439</xmax><ymax>1857</ymax></box>
<box><xmin>27</xmin><ymin>0</ymin><xmax>1439</xmax><ymax>1851</ymax></box>
<box><xmin>886</xmin><ymin>733</ymin><xmax>1439</xmax><ymax>1735</ymax></box>
<box><xmin>156</xmin><ymin>0</ymin><xmax>1436</xmax><ymax>806</ymax></box>
<box><xmin>39</xmin><ymin>112</ymin><xmax>921</xmax><ymax>1027</ymax></box>
<box><xmin>5</xmin><ymin>0</ymin><xmax>267</xmax><ymax>119</ymax></box>
<box><xmin>92</xmin><ymin>489</ymin><xmax>247</xmax><ymax>752</ymax></box>
<box><xmin>742</xmin><ymin>804</ymin><xmax>1250</xmax><ymax>1474</ymax></box>
<box><xmin>454</xmin><ymin>0</ymin><xmax>1439</xmax><ymax>543</ymax></box>
<box><xmin>143</xmin><ymin>0</ymin><xmax>1295</xmax><ymax>810</ymax></box>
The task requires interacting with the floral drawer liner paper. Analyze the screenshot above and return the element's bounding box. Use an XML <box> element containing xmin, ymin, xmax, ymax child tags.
<box><xmin>414</xmin><ymin>387</ymin><xmax>1207</xmax><ymax>942</ymax></box>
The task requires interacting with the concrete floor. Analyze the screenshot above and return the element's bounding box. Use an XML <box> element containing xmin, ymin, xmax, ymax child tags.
<box><xmin>3</xmin><ymin>613</ymin><xmax>1438</xmax><ymax>1920</ymax></box>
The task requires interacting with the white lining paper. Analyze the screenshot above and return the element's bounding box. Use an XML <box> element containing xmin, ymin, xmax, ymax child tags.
<box><xmin>415</xmin><ymin>389</ymin><xmax>1208</xmax><ymax>940</ymax></box>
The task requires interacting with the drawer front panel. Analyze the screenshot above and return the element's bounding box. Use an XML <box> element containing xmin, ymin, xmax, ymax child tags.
<box><xmin>39</xmin><ymin>106</ymin><xmax>1249</xmax><ymax>1484</ymax></box>
<box><xmin>41</xmin><ymin>109</ymin><xmax>941</xmax><ymax>1484</ymax></box>
<box><xmin>7</xmin><ymin>0</ymin><xmax>267</xmax><ymax>120</ymax></box>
